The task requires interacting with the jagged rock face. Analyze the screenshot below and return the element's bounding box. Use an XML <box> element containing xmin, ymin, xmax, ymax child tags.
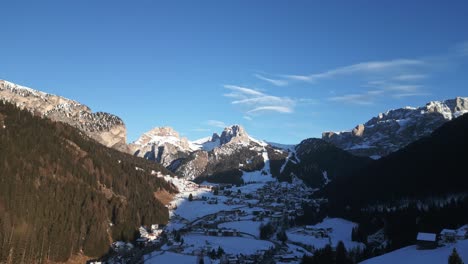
<box><xmin>0</xmin><ymin>80</ymin><xmax>127</xmax><ymax>149</ymax></box>
<box><xmin>130</xmin><ymin>127</ymin><xmax>194</xmax><ymax>167</ymax></box>
<box><xmin>322</xmin><ymin>97</ymin><xmax>468</xmax><ymax>157</ymax></box>
<box><xmin>175</xmin><ymin>141</ymin><xmax>267</xmax><ymax>180</ymax></box>
<box><xmin>172</xmin><ymin>125</ymin><xmax>268</xmax><ymax>180</ymax></box>
<box><xmin>219</xmin><ymin>125</ymin><xmax>250</xmax><ymax>145</ymax></box>
<box><xmin>132</xmin><ymin>124</ymin><xmax>282</xmax><ymax>182</ymax></box>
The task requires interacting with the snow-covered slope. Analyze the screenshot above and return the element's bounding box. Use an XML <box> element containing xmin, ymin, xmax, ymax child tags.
<box><xmin>132</xmin><ymin>124</ymin><xmax>288</xmax><ymax>183</ymax></box>
<box><xmin>361</xmin><ymin>240</ymin><xmax>468</xmax><ymax>264</ymax></box>
<box><xmin>322</xmin><ymin>97</ymin><xmax>468</xmax><ymax>157</ymax></box>
<box><xmin>175</xmin><ymin>125</ymin><xmax>282</xmax><ymax>181</ymax></box>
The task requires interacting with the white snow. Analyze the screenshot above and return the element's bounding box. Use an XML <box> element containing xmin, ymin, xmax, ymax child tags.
<box><xmin>346</xmin><ymin>143</ymin><xmax>375</xmax><ymax>150</ymax></box>
<box><xmin>361</xmin><ymin>240</ymin><xmax>468</xmax><ymax>264</ymax></box>
<box><xmin>417</xmin><ymin>232</ymin><xmax>437</xmax><ymax>242</ymax></box>
<box><xmin>454</xmin><ymin>110</ymin><xmax>468</xmax><ymax>118</ymax></box>
<box><xmin>241</xmin><ymin>151</ymin><xmax>275</xmax><ymax>184</ymax></box>
<box><xmin>287</xmin><ymin>218</ymin><xmax>364</xmax><ymax>250</ymax></box>
<box><xmin>183</xmin><ymin>234</ymin><xmax>274</xmax><ymax>255</ymax></box>
<box><xmin>135</xmin><ymin>134</ymin><xmax>182</xmax><ymax>147</ymax></box>
<box><xmin>266</xmin><ymin>141</ymin><xmax>296</xmax><ymax>151</ymax></box>
<box><xmin>248</xmin><ymin>136</ymin><xmax>268</xmax><ymax>147</ymax></box>
<box><xmin>191</xmin><ymin>136</ymin><xmax>220</xmax><ymax>151</ymax></box>
<box><xmin>322</xmin><ymin>171</ymin><xmax>331</xmax><ymax>185</ymax></box>
<box><xmin>175</xmin><ymin>200</ymin><xmax>240</xmax><ymax>222</ymax></box>
<box><xmin>144</xmin><ymin>251</ymin><xmax>199</xmax><ymax>264</ymax></box>
<box><xmin>218</xmin><ymin>220</ymin><xmax>265</xmax><ymax>238</ymax></box>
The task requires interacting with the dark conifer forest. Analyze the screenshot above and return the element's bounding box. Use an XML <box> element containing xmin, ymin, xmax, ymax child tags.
<box><xmin>0</xmin><ymin>101</ymin><xmax>177</xmax><ymax>263</ymax></box>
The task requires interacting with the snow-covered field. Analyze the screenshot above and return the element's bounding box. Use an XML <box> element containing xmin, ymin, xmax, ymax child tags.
<box><xmin>144</xmin><ymin>251</ymin><xmax>209</xmax><ymax>264</ymax></box>
<box><xmin>361</xmin><ymin>240</ymin><xmax>468</xmax><ymax>264</ymax></box>
<box><xmin>218</xmin><ymin>220</ymin><xmax>265</xmax><ymax>237</ymax></box>
<box><xmin>183</xmin><ymin>234</ymin><xmax>274</xmax><ymax>255</ymax></box>
<box><xmin>287</xmin><ymin>218</ymin><xmax>364</xmax><ymax>250</ymax></box>
<box><xmin>175</xmin><ymin>199</ymin><xmax>241</xmax><ymax>222</ymax></box>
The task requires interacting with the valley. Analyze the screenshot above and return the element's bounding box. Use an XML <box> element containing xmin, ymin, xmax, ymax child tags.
<box><xmin>1</xmin><ymin>80</ymin><xmax>467</xmax><ymax>264</ymax></box>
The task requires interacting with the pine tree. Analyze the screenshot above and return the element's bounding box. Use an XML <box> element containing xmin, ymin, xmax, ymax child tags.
<box><xmin>277</xmin><ymin>230</ymin><xmax>288</xmax><ymax>243</ymax></box>
<box><xmin>217</xmin><ymin>246</ymin><xmax>225</xmax><ymax>258</ymax></box>
<box><xmin>449</xmin><ymin>248</ymin><xmax>464</xmax><ymax>264</ymax></box>
<box><xmin>188</xmin><ymin>193</ymin><xmax>193</xmax><ymax>202</ymax></box>
<box><xmin>336</xmin><ymin>241</ymin><xmax>351</xmax><ymax>264</ymax></box>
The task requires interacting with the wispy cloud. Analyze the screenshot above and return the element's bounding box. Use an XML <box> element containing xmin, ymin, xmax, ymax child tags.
<box><xmin>454</xmin><ymin>41</ymin><xmax>468</xmax><ymax>57</ymax></box>
<box><xmin>206</xmin><ymin>120</ymin><xmax>227</xmax><ymax>128</ymax></box>
<box><xmin>224</xmin><ymin>85</ymin><xmax>263</xmax><ymax>97</ymax></box>
<box><xmin>224</xmin><ymin>85</ymin><xmax>296</xmax><ymax>115</ymax></box>
<box><xmin>247</xmin><ymin>106</ymin><xmax>293</xmax><ymax>114</ymax></box>
<box><xmin>329</xmin><ymin>82</ymin><xmax>429</xmax><ymax>105</ymax></box>
<box><xmin>393</xmin><ymin>74</ymin><xmax>427</xmax><ymax>81</ymax></box>
<box><xmin>329</xmin><ymin>92</ymin><xmax>380</xmax><ymax>105</ymax></box>
<box><xmin>392</xmin><ymin>92</ymin><xmax>432</xmax><ymax>98</ymax></box>
<box><xmin>254</xmin><ymin>74</ymin><xmax>288</xmax><ymax>86</ymax></box>
<box><xmin>284</xmin><ymin>59</ymin><xmax>425</xmax><ymax>83</ymax></box>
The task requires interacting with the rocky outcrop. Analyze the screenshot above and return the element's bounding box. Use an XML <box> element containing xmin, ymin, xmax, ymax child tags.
<box><xmin>132</xmin><ymin>124</ymin><xmax>284</xmax><ymax>183</ymax></box>
<box><xmin>174</xmin><ymin>125</ymin><xmax>270</xmax><ymax>180</ymax></box>
<box><xmin>219</xmin><ymin>125</ymin><xmax>250</xmax><ymax>145</ymax></box>
<box><xmin>322</xmin><ymin>97</ymin><xmax>468</xmax><ymax>157</ymax></box>
<box><xmin>0</xmin><ymin>80</ymin><xmax>127</xmax><ymax>149</ymax></box>
<box><xmin>130</xmin><ymin>127</ymin><xmax>194</xmax><ymax>167</ymax></box>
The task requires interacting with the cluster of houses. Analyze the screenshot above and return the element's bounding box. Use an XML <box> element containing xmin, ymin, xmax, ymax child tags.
<box><xmin>416</xmin><ymin>225</ymin><xmax>468</xmax><ymax>249</ymax></box>
<box><xmin>304</xmin><ymin>226</ymin><xmax>333</xmax><ymax>238</ymax></box>
<box><xmin>204</xmin><ymin>228</ymin><xmax>240</xmax><ymax>237</ymax></box>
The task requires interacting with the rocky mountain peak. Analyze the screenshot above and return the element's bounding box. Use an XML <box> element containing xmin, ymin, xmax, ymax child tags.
<box><xmin>0</xmin><ymin>80</ymin><xmax>127</xmax><ymax>150</ymax></box>
<box><xmin>219</xmin><ymin>124</ymin><xmax>250</xmax><ymax>145</ymax></box>
<box><xmin>135</xmin><ymin>126</ymin><xmax>182</xmax><ymax>143</ymax></box>
<box><xmin>322</xmin><ymin>97</ymin><xmax>468</xmax><ymax>158</ymax></box>
<box><xmin>130</xmin><ymin>126</ymin><xmax>194</xmax><ymax>167</ymax></box>
<box><xmin>352</xmin><ymin>124</ymin><xmax>365</xmax><ymax>137</ymax></box>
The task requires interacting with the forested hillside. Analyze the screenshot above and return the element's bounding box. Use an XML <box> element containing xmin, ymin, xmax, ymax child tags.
<box><xmin>327</xmin><ymin>113</ymin><xmax>468</xmax><ymax>209</ymax></box>
<box><xmin>0</xmin><ymin>101</ymin><xmax>177</xmax><ymax>263</ymax></box>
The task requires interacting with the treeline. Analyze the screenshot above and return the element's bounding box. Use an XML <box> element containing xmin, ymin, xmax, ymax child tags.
<box><xmin>0</xmin><ymin>101</ymin><xmax>177</xmax><ymax>263</ymax></box>
<box><xmin>326</xmin><ymin>113</ymin><xmax>468</xmax><ymax>209</ymax></box>
<box><xmin>281</xmin><ymin>138</ymin><xmax>371</xmax><ymax>188</ymax></box>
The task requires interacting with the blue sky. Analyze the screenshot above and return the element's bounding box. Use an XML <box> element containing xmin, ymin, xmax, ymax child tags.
<box><xmin>1</xmin><ymin>0</ymin><xmax>467</xmax><ymax>144</ymax></box>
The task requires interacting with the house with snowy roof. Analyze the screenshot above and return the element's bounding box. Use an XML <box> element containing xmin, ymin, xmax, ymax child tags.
<box><xmin>416</xmin><ymin>232</ymin><xmax>437</xmax><ymax>249</ymax></box>
<box><xmin>440</xmin><ymin>229</ymin><xmax>457</xmax><ymax>243</ymax></box>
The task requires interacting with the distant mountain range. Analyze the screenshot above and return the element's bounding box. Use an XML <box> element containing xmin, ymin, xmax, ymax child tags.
<box><xmin>1</xmin><ymin>79</ymin><xmax>468</xmax><ymax>263</ymax></box>
<box><xmin>327</xmin><ymin>110</ymin><xmax>468</xmax><ymax>209</ymax></box>
<box><xmin>2</xmin><ymin>79</ymin><xmax>467</xmax><ymax>187</ymax></box>
<box><xmin>322</xmin><ymin>97</ymin><xmax>468</xmax><ymax>158</ymax></box>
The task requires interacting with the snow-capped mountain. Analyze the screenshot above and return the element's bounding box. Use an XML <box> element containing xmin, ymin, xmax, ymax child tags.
<box><xmin>322</xmin><ymin>97</ymin><xmax>468</xmax><ymax>157</ymax></box>
<box><xmin>174</xmin><ymin>125</ymin><xmax>270</xmax><ymax>181</ymax></box>
<box><xmin>133</xmin><ymin>124</ymin><xmax>285</xmax><ymax>182</ymax></box>
<box><xmin>0</xmin><ymin>80</ymin><xmax>127</xmax><ymax>150</ymax></box>
<box><xmin>130</xmin><ymin>127</ymin><xmax>197</xmax><ymax>167</ymax></box>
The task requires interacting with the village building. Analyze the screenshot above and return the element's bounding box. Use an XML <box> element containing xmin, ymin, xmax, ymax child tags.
<box><xmin>440</xmin><ymin>229</ymin><xmax>457</xmax><ymax>243</ymax></box>
<box><xmin>416</xmin><ymin>232</ymin><xmax>438</xmax><ymax>249</ymax></box>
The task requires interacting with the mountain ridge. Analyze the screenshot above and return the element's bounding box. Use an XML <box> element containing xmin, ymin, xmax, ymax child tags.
<box><xmin>0</xmin><ymin>80</ymin><xmax>128</xmax><ymax>150</ymax></box>
<box><xmin>322</xmin><ymin>97</ymin><xmax>468</xmax><ymax>157</ymax></box>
